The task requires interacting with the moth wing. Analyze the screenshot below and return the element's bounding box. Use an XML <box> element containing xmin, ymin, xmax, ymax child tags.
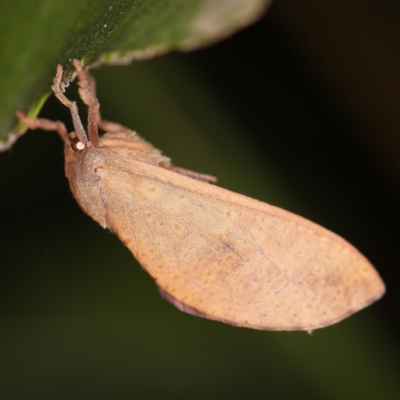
<box><xmin>99</xmin><ymin>157</ymin><xmax>385</xmax><ymax>331</ymax></box>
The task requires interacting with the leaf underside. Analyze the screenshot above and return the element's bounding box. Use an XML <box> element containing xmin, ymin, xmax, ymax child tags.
<box><xmin>0</xmin><ymin>0</ymin><xmax>271</xmax><ymax>150</ymax></box>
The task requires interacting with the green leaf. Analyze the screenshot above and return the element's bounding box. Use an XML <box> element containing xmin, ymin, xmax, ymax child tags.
<box><xmin>0</xmin><ymin>0</ymin><xmax>270</xmax><ymax>150</ymax></box>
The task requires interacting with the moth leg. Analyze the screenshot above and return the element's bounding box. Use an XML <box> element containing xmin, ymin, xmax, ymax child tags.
<box><xmin>72</xmin><ymin>59</ymin><xmax>99</xmax><ymax>146</ymax></box>
<box><xmin>97</xmin><ymin>119</ymin><xmax>133</xmax><ymax>134</ymax></box>
<box><xmin>71</xmin><ymin>59</ymin><xmax>147</xmax><ymax>138</ymax></box>
<box><xmin>165</xmin><ymin>165</ymin><xmax>217</xmax><ymax>183</ymax></box>
<box><xmin>51</xmin><ymin>64</ymin><xmax>88</xmax><ymax>146</ymax></box>
<box><xmin>70</xmin><ymin>60</ymin><xmax>137</xmax><ymax>135</ymax></box>
<box><xmin>16</xmin><ymin>111</ymin><xmax>70</xmax><ymax>145</ymax></box>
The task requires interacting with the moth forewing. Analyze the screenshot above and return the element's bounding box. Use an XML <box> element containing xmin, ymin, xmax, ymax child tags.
<box><xmin>81</xmin><ymin>148</ymin><xmax>384</xmax><ymax>331</ymax></box>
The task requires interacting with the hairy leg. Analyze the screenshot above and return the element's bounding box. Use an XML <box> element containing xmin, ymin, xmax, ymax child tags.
<box><xmin>15</xmin><ymin>111</ymin><xmax>71</xmax><ymax>146</ymax></box>
<box><xmin>51</xmin><ymin>65</ymin><xmax>87</xmax><ymax>146</ymax></box>
<box><xmin>73</xmin><ymin>60</ymin><xmax>133</xmax><ymax>137</ymax></box>
<box><xmin>167</xmin><ymin>166</ymin><xmax>217</xmax><ymax>183</ymax></box>
<box><xmin>72</xmin><ymin>60</ymin><xmax>99</xmax><ymax>146</ymax></box>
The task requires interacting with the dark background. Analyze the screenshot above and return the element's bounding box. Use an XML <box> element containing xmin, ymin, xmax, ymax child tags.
<box><xmin>1</xmin><ymin>1</ymin><xmax>399</xmax><ymax>399</ymax></box>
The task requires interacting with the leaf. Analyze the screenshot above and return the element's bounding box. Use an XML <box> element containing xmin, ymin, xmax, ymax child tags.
<box><xmin>0</xmin><ymin>0</ymin><xmax>271</xmax><ymax>150</ymax></box>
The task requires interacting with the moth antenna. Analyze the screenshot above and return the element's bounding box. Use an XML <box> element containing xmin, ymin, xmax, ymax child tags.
<box><xmin>51</xmin><ymin>65</ymin><xmax>88</xmax><ymax>146</ymax></box>
<box><xmin>72</xmin><ymin>59</ymin><xmax>100</xmax><ymax>147</ymax></box>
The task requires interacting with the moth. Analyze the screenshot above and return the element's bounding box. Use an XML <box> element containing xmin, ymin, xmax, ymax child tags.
<box><xmin>17</xmin><ymin>60</ymin><xmax>385</xmax><ymax>331</ymax></box>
